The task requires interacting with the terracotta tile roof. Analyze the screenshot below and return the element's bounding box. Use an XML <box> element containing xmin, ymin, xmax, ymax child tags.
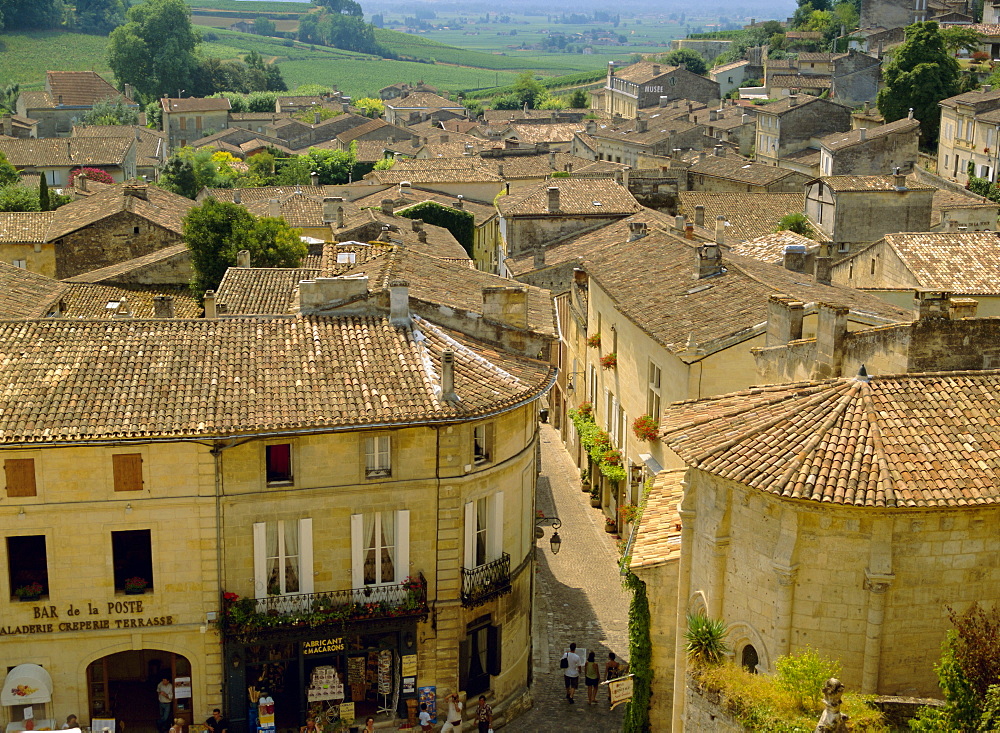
<box><xmin>689</xmin><ymin>156</ymin><xmax>800</xmax><ymax>186</ymax></box>
<box><xmin>367</xmin><ymin>167</ymin><xmax>503</xmax><ymax>184</ymax></box>
<box><xmin>497</xmin><ymin>179</ymin><xmax>642</xmax><ymax>217</ymax></box>
<box><xmin>730</xmin><ymin>230</ymin><xmax>817</xmax><ymax>264</ymax></box>
<box><xmin>335</xmin><ymin>210</ymin><xmax>468</xmax><ymax>259</ymax></box>
<box><xmin>579</xmin><ymin>230</ymin><xmax>910</xmax><ymax>355</ymax></box>
<box><xmin>501</xmin><ymin>123</ymin><xmax>581</xmax><ymax>144</ymax></box>
<box><xmin>0</xmin><ymin>212</ymin><xmax>55</xmax><ymax>243</ymax></box>
<box><xmin>659</xmin><ymin>371</ymin><xmax>1000</xmax><ymax>508</ymax></box>
<box><xmin>385</xmin><ymin>92</ymin><xmax>464</xmax><ymax>109</ymax></box>
<box><xmin>590</xmin><ymin>119</ymin><xmax>700</xmax><ymax>146</ymax></box>
<box><xmin>72</xmin><ymin>125</ymin><xmax>166</xmax><ymax>167</ymax></box>
<box><xmin>18</xmin><ymin>91</ymin><xmax>54</xmax><ymax>110</ymax></box>
<box><xmin>351</xmin><ymin>188</ymin><xmax>496</xmax><ymax>226</ymax></box>
<box><xmin>782</xmin><ymin>147</ymin><xmax>822</xmax><ymax>165</ymax></box>
<box><xmin>769</xmin><ymin>74</ymin><xmax>832</xmax><ymax>88</ymax></box>
<box><xmin>929</xmin><ymin>186</ymin><xmax>998</xmax><ymax>225</ymax></box>
<box><xmin>59</xmin><ymin>284</ymin><xmax>201</xmax><ymax>318</ymax></box>
<box><xmin>712</xmin><ymin>60</ymin><xmax>750</xmax><ymax>74</ymax></box>
<box><xmin>205</xmin><ymin>185</ymin><xmax>354</xmax><ymax>204</ymax></box>
<box><xmin>0</xmin><ymin>137</ymin><xmax>133</xmax><ymax>167</ymax></box>
<box><xmin>678</xmin><ymin>192</ymin><xmax>805</xmax><ymax>242</ymax></box>
<box><xmin>46</xmin><ymin>183</ymin><xmax>195</xmax><ymax>240</ymax></box>
<box><xmin>318</xmin><ymin>242</ymin><xmax>395</xmax><ymax>273</ymax></box>
<box><xmin>337</xmin><ymin>120</ymin><xmax>414</xmax><ymax>145</ymax></box>
<box><xmin>0</xmin><ymin>315</ymin><xmax>554</xmax><ymax>444</ymax></box>
<box><xmin>797</xmin><ymin>52</ymin><xmax>839</xmax><ymax>62</ymax></box>
<box><xmin>62</xmin><ymin>243</ymin><xmax>190</xmax><ymax>284</ymax></box>
<box><xmin>629</xmin><ymin>469</ymin><xmax>685</xmax><ymax>570</ymax></box>
<box><xmin>216</xmin><ymin>267</ymin><xmax>321</xmax><ymax>315</ymax></box>
<box><xmin>939</xmin><ymin>85</ymin><xmax>1000</xmax><ymax>109</ymax></box>
<box><xmin>611</xmin><ymin>61</ymin><xmax>678</xmax><ymax>83</ymax></box>
<box><xmin>0</xmin><ymin>262</ymin><xmax>67</xmax><ymax>318</ymax></box>
<box><xmin>46</xmin><ymin>71</ymin><xmax>133</xmax><ymax>107</ymax></box>
<box><xmin>160</xmin><ymin>97</ymin><xmax>232</xmax><ymax>113</ymax></box>
<box><xmin>346</xmin><ymin>247</ymin><xmax>557</xmax><ymax>337</ymax></box>
<box><xmin>756</xmin><ymin>95</ymin><xmax>841</xmax><ymax>116</ymax></box>
<box><xmin>867</xmin><ymin>231</ymin><xmax>1000</xmax><ymax>293</ymax></box>
<box><xmin>820</xmin><ymin>117</ymin><xmax>920</xmax><ymax>151</ymax></box>
<box><xmin>819</xmin><ymin>175</ymin><xmax>937</xmax><ymax>193</ymax></box>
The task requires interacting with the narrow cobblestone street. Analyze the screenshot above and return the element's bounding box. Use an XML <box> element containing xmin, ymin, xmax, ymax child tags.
<box><xmin>507</xmin><ymin>423</ymin><xmax>631</xmax><ymax>732</ymax></box>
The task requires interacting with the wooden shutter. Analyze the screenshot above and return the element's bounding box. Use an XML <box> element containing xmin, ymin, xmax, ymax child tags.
<box><xmin>350</xmin><ymin>514</ymin><xmax>364</xmax><ymax>588</ymax></box>
<box><xmin>463</xmin><ymin>501</ymin><xmax>476</xmax><ymax>569</ymax></box>
<box><xmin>487</xmin><ymin>624</ymin><xmax>502</xmax><ymax>676</ymax></box>
<box><xmin>298</xmin><ymin>518</ymin><xmax>314</xmax><ymax>594</ymax></box>
<box><xmin>484</xmin><ymin>422</ymin><xmax>495</xmax><ymax>462</ymax></box>
<box><xmin>113</xmin><ymin>454</ymin><xmax>143</xmax><ymax>492</ymax></box>
<box><xmin>488</xmin><ymin>491</ymin><xmax>504</xmax><ymax>562</ymax></box>
<box><xmin>4</xmin><ymin>459</ymin><xmax>36</xmax><ymax>497</ymax></box>
<box><xmin>394</xmin><ymin>509</ymin><xmax>410</xmax><ymax>584</ymax></box>
<box><xmin>253</xmin><ymin>522</ymin><xmax>267</xmax><ymax>599</ymax></box>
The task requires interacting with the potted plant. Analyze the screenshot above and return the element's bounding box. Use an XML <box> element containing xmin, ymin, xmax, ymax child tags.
<box><xmin>604</xmin><ymin>516</ymin><xmax>617</xmax><ymax>534</ymax></box>
<box><xmin>600</xmin><ymin>352</ymin><xmax>618</xmax><ymax>370</ymax></box>
<box><xmin>590</xmin><ymin>484</ymin><xmax>602</xmax><ymax>508</ymax></box>
<box><xmin>124</xmin><ymin>577</ymin><xmax>148</xmax><ymax>595</ymax></box>
<box><xmin>632</xmin><ymin>414</ymin><xmax>659</xmax><ymax>442</ymax></box>
<box><xmin>13</xmin><ymin>582</ymin><xmax>43</xmax><ymax>602</ymax></box>
<box><xmin>587</xmin><ymin>333</ymin><xmax>601</xmax><ymax>348</ymax></box>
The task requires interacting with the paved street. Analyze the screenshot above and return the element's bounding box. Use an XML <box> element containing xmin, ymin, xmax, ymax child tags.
<box><xmin>507</xmin><ymin>423</ymin><xmax>631</xmax><ymax>732</ymax></box>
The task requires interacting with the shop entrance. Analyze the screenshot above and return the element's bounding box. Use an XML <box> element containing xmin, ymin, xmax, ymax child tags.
<box><xmin>87</xmin><ymin>651</ymin><xmax>193</xmax><ymax>733</ymax></box>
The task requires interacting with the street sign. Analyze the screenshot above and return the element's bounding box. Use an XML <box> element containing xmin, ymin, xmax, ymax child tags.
<box><xmin>605</xmin><ymin>673</ymin><xmax>634</xmax><ymax>710</ymax></box>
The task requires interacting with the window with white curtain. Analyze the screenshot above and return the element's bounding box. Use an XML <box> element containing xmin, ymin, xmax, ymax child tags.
<box><xmin>351</xmin><ymin>510</ymin><xmax>410</xmax><ymax>587</ymax></box>
<box><xmin>365</xmin><ymin>435</ymin><xmax>391</xmax><ymax>478</ymax></box>
<box><xmin>464</xmin><ymin>492</ymin><xmax>504</xmax><ymax>569</ymax></box>
<box><xmin>253</xmin><ymin>518</ymin><xmax>313</xmax><ymax>598</ymax></box>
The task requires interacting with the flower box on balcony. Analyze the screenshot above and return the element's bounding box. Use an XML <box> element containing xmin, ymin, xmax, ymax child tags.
<box><xmin>600</xmin><ymin>352</ymin><xmax>618</xmax><ymax>370</ymax></box>
<box><xmin>587</xmin><ymin>333</ymin><xmax>601</xmax><ymax>348</ymax></box>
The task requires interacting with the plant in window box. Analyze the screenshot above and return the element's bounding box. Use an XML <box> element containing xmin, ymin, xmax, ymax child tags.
<box><xmin>590</xmin><ymin>484</ymin><xmax>602</xmax><ymax>507</ymax></box>
<box><xmin>13</xmin><ymin>582</ymin><xmax>43</xmax><ymax>601</ymax></box>
<box><xmin>619</xmin><ymin>503</ymin><xmax>640</xmax><ymax>526</ymax></box>
<box><xmin>587</xmin><ymin>333</ymin><xmax>601</xmax><ymax>348</ymax></box>
<box><xmin>581</xmin><ymin>467</ymin><xmax>591</xmax><ymax>492</ymax></box>
<box><xmin>575</xmin><ymin>401</ymin><xmax>593</xmax><ymax>419</ymax></box>
<box><xmin>632</xmin><ymin>414</ymin><xmax>659</xmax><ymax>442</ymax></box>
<box><xmin>600</xmin><ymin>352</ymin><xmax>618</xmax><ymax>370</ymax></box>
<box><xmin>124</xmin><ymin>576</ymin><xmax>148</xmax><ymax>595</ymax></box>
<box><xmin>604</xmin><ymin>516</ymin><xmax>618</xmax><ymax>533</ymax></box>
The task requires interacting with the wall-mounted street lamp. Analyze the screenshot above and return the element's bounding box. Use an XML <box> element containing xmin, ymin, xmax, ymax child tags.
<box><xmin>535</xmin><ymin>513</ymin><xmax>563</xmax><ymax>555</ymax></box>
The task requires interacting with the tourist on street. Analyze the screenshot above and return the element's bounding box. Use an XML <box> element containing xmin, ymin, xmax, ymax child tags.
<box><xmin>168</xmin><ymin>718</ymin><xmax>185</xmax><ymax>733</ymax></box>
<box><xmin>362</xmin><ymin>718</ymin><xmax>375</xmax><ymax>733</ymax></box>
<box><xmin>419</xmin><ymin>703</ymin><xmax>433</xmax><ymax>732</ymax></box>
<box><xmin>561</xmin><ymin>642</ymin><xmax>582</xmax><ymax>703</ymax></box>
<box><xmin>204</xmin><ymin>709</ymin><xmax>228</xmax><ymax>733</ymax></box>
<box><xmin>606</xmin><ymin>652</ymin><xmax>623</xmax><ymax>706</ymax></box>
<box><xmin>475</xmin><ymin>695</ymin><xmax>492</xmax><ymax>733</ymax></box>
<box><xmin>584</xmin><ymin>651</ymin><xmax>600</xmax><ymax>704</ymax></box>
<box><xmin>156</xmin><ymin>677</ymin><xmax>173</xmax><ymax>733</ymax></box>
<box><xmin>441</xmin><ymin>693</ymin><xmax>463</xmax><ymax>732</ymax></box>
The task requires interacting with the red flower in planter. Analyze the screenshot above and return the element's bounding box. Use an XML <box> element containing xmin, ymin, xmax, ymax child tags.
<box><xmin>632</xmin><ymin>414</ymin><xmax>659</xmax><ymax>442</ymax></box>
<box><xmin>600</xmin><ymin>352</ymin><xmax>618</xmax><ymax>370</ymax></box>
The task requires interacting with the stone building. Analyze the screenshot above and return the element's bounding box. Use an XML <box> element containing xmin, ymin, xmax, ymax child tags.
<box><xmin>15</xmin><ymin>72</ymin><xmax>138</xmax><ymax>138</ymax></box>
<box><xmin>72</xmin><ymin>125</ymin><xmax>168</xmax><ymax>182</ymax></box>
<box><xmin>937</xmin><ymin>85</ymin><xmax>1000</xmax><ymax>183</ymax></box>
<box><xmin>830</xmin><ymin>231</ymin><xmax>1000</xmax><ymax>313</ymax></box>
<box><xmin>595</xmin><ymin>62</ymin><xmax>721</xmax><ymax>118</ymax></box>
<box><xmin>0</xmin><ymin>137</ymin><xmax>137</xmax><ymax>187</ymax></box>
<box><xmin>804</xmin><ymin>173</ymin><xmax>936</xmax><ymax>254</ymax></box>
<box><xmin>710</xmin><ymin>61</ymin><xmax>751</xmax><ymax>99</ymax></box>
<box><xmin>638</xmin><ymin>366</ymin><xmax>1000</xmax><ymax>729</ymax></box>
<box><xmin>755</xmin><ymin>95</ymin><xmax>853</xmax><ymax>168</ymax></box>
<box><xmin>583</xmin><ymin>117</ymin><xmax>706</xmax><ymax>166</ymax></box>
<box><xmin>160</xmin><ymin>96</ymin><xmax>232</xmax><ymax>150</ymax></box>
<box><xmin>861</xmin><ymin>0</ymin><xmax>928</xmax><ymax>30</ymax></box>
<box><xmin>383</xmin><ymin>92</ymin><xmax>469</xmax><ymax>126</ymax></box>
<box><xmin>764</xmin><ymin>51</ymin><xmax>881</xmax><ymax>107</ymax></box>
<box><xmin>819</xmin><ymin>116</ymin><xmax>921</xmax><ymax>176</ymax></box>
<box><xmin>0</xmin><ymin>259</ymin><xmax>556</xmax><ymax>732</ymax></box>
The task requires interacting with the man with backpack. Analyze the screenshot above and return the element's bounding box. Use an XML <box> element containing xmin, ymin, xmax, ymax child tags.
<box><xmin>560</xmin><ymin>642</ymin><xmax>583</xmax><ymax>703</ymax></box>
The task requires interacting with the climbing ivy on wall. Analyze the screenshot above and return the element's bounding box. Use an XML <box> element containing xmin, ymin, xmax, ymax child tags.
<box><xmin>623</xmin><ymin>571</ymin><xmax>652</xmax><ymax>733</ymax></box>
<box><xmin>396</xmin><ymin>201</ymin><xmax>475</xmax><ymax>257</ymax></box>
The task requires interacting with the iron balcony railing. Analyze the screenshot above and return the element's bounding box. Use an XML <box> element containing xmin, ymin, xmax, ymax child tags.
<box><xmin>221</xmin><ymin>574</ymin><xmax>428</xmax><ymax>642</ymax></box>
<box><xmin>461</xmin><ymin>553</ymin><xmax>512</xmax><ymax>608</ymax></box>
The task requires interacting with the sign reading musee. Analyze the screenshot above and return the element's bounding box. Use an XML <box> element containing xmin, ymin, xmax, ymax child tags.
<box><xmin>0</xmin><ymin>600</ymin><xmax>174</xmax><ymax>636</ymax></box>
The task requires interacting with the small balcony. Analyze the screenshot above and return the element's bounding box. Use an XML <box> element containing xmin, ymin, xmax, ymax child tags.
<box><xmin>220</xmin><ymin>574</ymin><xmax>428</xmax><ymax>643</ymax></box>
<box><xmin>461</xmin><ymin>553</ymin><xmax>512</xmax><ymax>608</ymax></box>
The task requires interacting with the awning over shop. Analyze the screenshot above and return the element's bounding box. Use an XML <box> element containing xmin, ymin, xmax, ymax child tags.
<box><xmin>1</xmin><ymin>664</ymin><xmax>52</xmax><ymax>706</ymax></box>
<box><xmin>638</xmin><ymin>453</ymin><xmax>663</xmax><ymax>475</ymax></box>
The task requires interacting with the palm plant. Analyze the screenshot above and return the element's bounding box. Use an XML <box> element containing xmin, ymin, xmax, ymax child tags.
<box><xmin>685</xmin><ymin>613</ymin><xmax>730</xmax><ymax>667</ymax></box>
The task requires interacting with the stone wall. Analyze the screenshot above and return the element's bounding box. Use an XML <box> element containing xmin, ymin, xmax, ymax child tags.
<box><xmin>779</xmin><ymin>100</ymin><xmax>853</xmax><ymax>156</ymax></box>
<box><xmin>828</xmin><ymin>128</ymin><xmax>919</xmax><ymax>176</ymax></box>
<box><xmin>54</xmin><ymin>212</ymin><xmax>183</xmax><ymax>280</ymax></box>
<box><xmin>683</xmin><ymin>679</ymin><xmax>745</xmax><ymax>732</ymax></box>
<box><xmin>638</xmin><ymin>71</ymin><xmax>720</xmax><ymax>107</ymax></box>
<box><xmin>830</xmin><ymin>189</ymin><xmax>933</xmax><ymax>247</ymax></box>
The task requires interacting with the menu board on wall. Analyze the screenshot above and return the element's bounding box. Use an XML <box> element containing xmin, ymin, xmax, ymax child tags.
<box><xmin>401</xmin><ymin>655</ymin><xmax>417</xmax><ymax>677</ymax></box>
<box><xmin>417</xmin><ymin>686</ymin><xmax>436</xmax><ymax>725</ymax></box>
<box><xmin>347</xmin><ymin>657</ymin><xmax>366</xmax><ymax>685</ymax></box>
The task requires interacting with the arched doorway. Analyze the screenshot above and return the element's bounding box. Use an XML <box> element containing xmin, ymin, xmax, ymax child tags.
<box><xmin>86</xmin><ymin>651</ymin><xmax>193</xmax><ymax>733</ymax></box>
<box><xmin>741</xmin><ymin>644</ymin><xmax>759</xmax><ymax>674</ymax></box>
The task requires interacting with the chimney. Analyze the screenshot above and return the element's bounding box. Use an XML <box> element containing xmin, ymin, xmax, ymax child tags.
<box><xmin>342</xmin><ymin>103</ymin><xmax>350</xmax><ymax>113</ymax></box>
<box><xmin>411</xmin><ymin>218</ymin><xmax>423</xmax><ymax>232</ymax></box>
<box><xmin>586</xmin><ymin>119</ymin><xmax>597</xmax><ymax>134</ymax></box>
<box><xmin>714</xmin><ymin>216</ymin><xmax>725</xmax><ymax>245</ymax></box>
<box><xmin>389</xmin><ymin>278</ymin><xmax>411</xmax><ymax>327</ymax></box>
<box><xmin>675</xmin><ymin>214</ymin><xmax>686</xmax><ymax>232</ymax></box>
<box><xmin>863</xmin><ymin>101</ymin><xmax>869</xmax><ymax>114</ymax></box>
<box><xmin>233</xmin><ymin>190</ymin><xmax>241</xmax><ymax>204</ymax></box>
<box><xmin>659</xmin><ymin>96</ymin><xmax>669</xmax><ymax>107</ymax></box>
<box><xmin>497</xmin><ymin>163</ymin><xmax>505</xmax><ymax>179</ymax></box>
<box><xmin>440</xmin><ymin>349</ymin><xmax>458</xmax><ymax>403</ymax></box>
<box><xmin>546</xmin><ymin>186</ymin><xmax>560</xmax><ymax>213</ymax></box>
<box><xmin>1</xmin><ymin>113</ymin><xmax>12</xmax><ymax>137</ymax></box>
<box><xmin>549</xmin><ymin>151</ymin><xmax>556</xmax><ymax>168</ymax></box>
<box><xmin>913</xmin><ymin>289</ymin><xmax>952</xmax><ymax>319</ymax></box>
<box><xmin>893</xmin><ymin>167</ymin><xmax>907</xmax><ymax>190</ymax></box>
<box><xmin>124</xmin><ymin>84</ymin><xmax>133</xmax><ymax>101</ymax></box>
<box><xmin>417</xmin><ymin>229</ymin><xmax>427</xmax><ymax>243</ymax></box>
<box><xmin>765</xmin><ymin>295</ymin><xmax>805</xmax><ymax>346</ymax></box>
<box><xmin>788</xmin><ymin>94</ymin><xmax>798</xmax><ymax>106</ymax></box>
<box><xmin>984</xmin><ymin>84</ymin><xmax>993</xmax><ymax>94</ymax></box>
<box><xmin>698</xmin><ymin>151</ymin><xmax>707</xmax><ymax>163</ymax></box>
<box><xmin>534</xmin><ymin>245</ymin><xmax>546</xmax><ymax>269</ymax></box>
<box><xmin>697</xmin><ymin>242</ymin><xmax>723</xmax><ymax>278</ymax></box>
<box><xmin>456</xmin><ymin>195</ymin><xmax>464</xmax><ymax>210</ymax></box>
<box><xmin>203</xmin><ymin>290</ymin><xmax>217</xmax><ymax>319</ymax></box>
<box><xmin>860</xmin><ymin>127</ymin><xmax>867</xmax><ymax>141</ymax></box>
<box><xmin>694</xmin><ymin>205</ymin><xmax>705</xmax><ymax>228</ymax></box>
<box><xmin>815</xmin><ymin>303</ymin><xmax>849</xmax><ymax>377</ymax></box>
<box><xmin>652</xmin><ymin>64</ymin><xmax>660</xmax><ymax>76</ymax></box>
<box><xmin>381</xmin><ymin>199</ymin><xmax>394</xmax><ymax>215</ymax></box>
<box><xmin>741</xmin><ymin>113</ymin><xmax>750</xmax><ymax>125</ymax></box>
<box><xmin>268</xmin><ymin>199</ymin><xmax>280</xmax><ymax>218</ymax></box>
<box><xmin>379</xmin><ymin>226</ymin><xmax>392</xmax><ymax>242</ymax></box>
<box><xmin>314</xmin><ymin>111</ymin><xmax>321</xmax><ymax>124</ymax></box>
<box><xmin>636</xmin><ymin>119</ymin><xmax>648</xmax><ymax>133</ymax></box>
<box><xmin>482</xmin><ymin>286</ymin><xmax>529</xmax><ymax>329</ymax></box>
<box><xmin>112</xmin><ymin>297</ymin><xmax>132</xmax><ymax>319</ymax></box>
<box><xmin>685</xmin><ymin>223</ymin><xmax>695</xmax><ymax>240</ymax></box>
<box><xmin>709</xmin><ymin>110</ymin><xmax>718</xmax><ymax>122</ymax></box>
<box><xmin>78</xmin><ymin>175</ymin><xmax>88</xmax><ymax>192</ymax></box>
<box><xmin>573</xmin><ymin>267</ymin><xmax>588</xmax><ymax>288</ymax></box>
<box><xmin>782</xmin><ymin>243</ymin><xmax>806</xmax><ymax>273</ymax></box>
<box><xmin>311</xmin><ymin>171</ymin><xmax>320</xmax><ymax>187</ymax></box>
<box><xmin>814</xmin><ymin>242</ymin><xmax>833</xmax><ymax>285</ymax></box>
<box><xmin>123</xmin><ymin>184</ymin><xmax>148</xmax><ymax>200</ymax></box>
<box><xmin>237</xmin><ymin>249</ymin><xmax>250</xmax><ymax>268</ymax></box>
<box><xmin>153</xmin><ymin>295</ymin><xmax>174</xmax><ymax>318</ymax></box>
<box><xmin>608</xmin><ymin>61</ymin><xmax>615</xmax><ymax>77</ymax></box>
<box><xmin>714</xmin><ymin>145</ymin><xmax>724</xmax><ymax>157</ymax></box>
<box><xmin>628</xmin><ymin>221</ymin><xmax>648</xmax><ymax>241</ymax></box>
<box><xmin>949</xmin><ymin>297</ymin><xmax>979</xmax><ymax>319</ymax></box>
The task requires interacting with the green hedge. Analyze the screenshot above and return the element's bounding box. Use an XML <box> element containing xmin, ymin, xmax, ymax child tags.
<box><xmin>623</xmin><ymin>572</ymin><xmax>652</xmax><ymax>732</ymax></box>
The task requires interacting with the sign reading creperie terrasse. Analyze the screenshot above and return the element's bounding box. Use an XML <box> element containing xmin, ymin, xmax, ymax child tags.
<box><xmin>0</xmin><ymin>600</ymin><xmax>174</xmax><ymax>635</ymax></box>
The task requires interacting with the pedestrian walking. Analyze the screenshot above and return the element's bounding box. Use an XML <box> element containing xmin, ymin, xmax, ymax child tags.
<box><xmin>419</xmin><ymin>703</ymin><xmax>433</xmax><ymax>732</ymax></box>
<box><xmin>584</xmin><ymin>652</ymin><xmax>600</xmax><ymax>704</ymax></box>
<box><xmin>441</xmin><ymin>693</ymin><xmax>463</xmax><ymax>733</ymax></box>
<box><xmin>606</xmin><ymin>652</ymin><xmax>623</xmax><ymax>706</ymax></box>
<box><xmin>560</xmin><ymin>642</ymin><xmax>582</xmax><ymax>703</ymax></box>
<box><xmin>474</xmin><ymin>695</ymin><xmax>492</xmax><ymax>733</ymax></box>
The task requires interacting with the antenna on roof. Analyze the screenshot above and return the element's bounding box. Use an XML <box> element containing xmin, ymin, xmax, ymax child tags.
<box><xmin>856</xmin><ymin>364</ymin><xmax>869</xmax><ymax>382</ymax></box>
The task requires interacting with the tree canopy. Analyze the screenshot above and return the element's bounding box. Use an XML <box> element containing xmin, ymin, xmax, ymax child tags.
<box><xmin>76</xmin><ymin>0</ymin><xmax>126</xmax><ymax>34</ymax></box>
<box><xmin>184</xmin><ymin>198</ymin><xmax>306</xmax><ymax>293</ymax></box>
<box><xmin>876</xmin><ymin>21</ymin><xmax>960</xmax><ymax>146</ymax></box>
<box><xmin>81</xmin><ymin>96</ymin><xmax>140</xmax><ymax>126</ymax></box>
<box><xmin>665</xmin><ymin>48</ymin><xmax>707</xmax><ymax>75</ymax></box>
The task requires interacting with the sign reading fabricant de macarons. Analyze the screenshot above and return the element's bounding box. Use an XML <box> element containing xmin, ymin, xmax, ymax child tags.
<box><xmin>0</xmin><ymin>599</ymin><xmax>174</xmax><ymax>635</ymax></box>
